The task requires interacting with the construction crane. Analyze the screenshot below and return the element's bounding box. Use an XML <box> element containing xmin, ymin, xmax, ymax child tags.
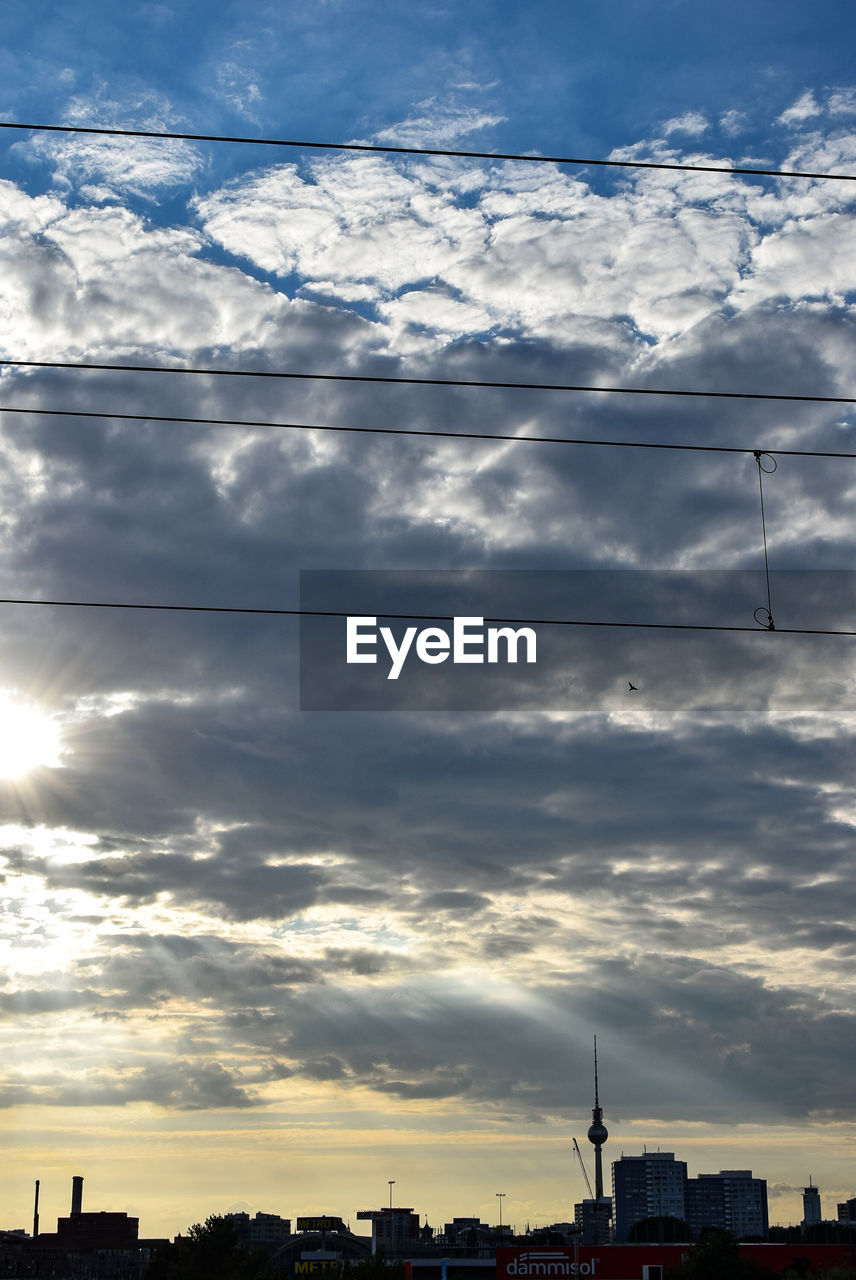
<box><xmin>572</xmin><ymin>1137</ymin><xmax>594</xmax><ymax>1199</ymax></box>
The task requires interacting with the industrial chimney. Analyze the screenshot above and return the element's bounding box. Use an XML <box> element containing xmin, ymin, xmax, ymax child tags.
<box><xmin>71</xmin><ymin>1176</ymin><xmax>83</xmax><ymax>1215</ymax></box>
<box><xmin>33</xmin><ymin>1180</ymin><xmax>40</xmax><ymax>1238</ymax></box>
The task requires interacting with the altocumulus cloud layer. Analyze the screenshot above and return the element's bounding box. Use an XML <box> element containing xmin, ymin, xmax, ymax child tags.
<box><xmin>1</xmin><ymin>93</ymin><xmax>856</xmax><ymax>1144</ymax></box>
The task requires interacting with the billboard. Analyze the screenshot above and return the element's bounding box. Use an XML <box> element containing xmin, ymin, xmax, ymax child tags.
<box><xmin>498</xmin><ymin>1245</ymin><xmax>687</xmax><ymax>1279</ymax></box>
<box><xmin>296</xmin><ymin>1218</ymin><xmax>346</xmax><ymax>1233</ymax></box>
<box><xmin>497</xmin><ymin>1244</ymin><xmax>856</xmax><ymax>1280</ymax></box>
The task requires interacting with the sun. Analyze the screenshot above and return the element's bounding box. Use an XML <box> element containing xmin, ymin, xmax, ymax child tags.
<box><xmin>0</xmin><ymin>693</ymin><xmax>65</xmax><ymax>779</ymax></box>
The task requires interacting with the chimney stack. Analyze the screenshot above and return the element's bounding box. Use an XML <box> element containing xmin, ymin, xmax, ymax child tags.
<box><xmin>33</xmin><ymin>1180</ymin><xmax>40</xmax><ymax>1238</ymax></box>
<box><xmin>71</xmin><ymin>1176</ymin><xmax>83</xmax><ymax>1215</ymax></box>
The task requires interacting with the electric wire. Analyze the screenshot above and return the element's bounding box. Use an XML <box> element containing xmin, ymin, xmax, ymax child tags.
<box><xmin>0</xmin><ymin>405</ymin><xmax>840</xmax><ymax>638</ymax></box>
<box><xmin>3</xmin><ymin>358</ymin><xmax>856</xmax><ymax>406</ymax></box>
<box><xmin>0</xmin><ymin>136</ymin><xmax>850</xmax><ymax>643</ymax></box>
<box><xmin>1</xmin><ymin>140</ymin><xmax>851</xmax><ymax>646</ymax></box>
<box><xmin>0</xmin><ymin>597</ymin><xmax>852</xmax><ymax>636</ymax></box>
<box><xmin>0</xmin><ymin>119</ymin><xmax>854</xmax><ymax>183</ymax></box>
<box><xmin>2</xmin><ymin>403</ymin><xmax>856</xmax><ymax>460</ymax></box>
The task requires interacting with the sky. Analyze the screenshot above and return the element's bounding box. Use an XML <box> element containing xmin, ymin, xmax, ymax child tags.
<box><xmin>1</xmin><ymin>0</ymin><xmax>856</xmax><ymax>1244</ymax></box>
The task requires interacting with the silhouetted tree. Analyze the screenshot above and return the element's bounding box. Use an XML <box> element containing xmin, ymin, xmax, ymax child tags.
<box><xmin>143</xmin><ymin>1214</ymin><xmax>275</xmax><ymax>1280</ymax></box>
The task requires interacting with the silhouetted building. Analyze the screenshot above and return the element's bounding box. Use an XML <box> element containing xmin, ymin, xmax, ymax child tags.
<box><xmin>356</xmin><ymin>1207</ymin><xmax>423</xmax><ymax>1254</ymax></box>
<box><xmin>803</xmin><ymin>1180</ymin><xmax>822</xmax><ymax>1226</ymax></box>
<box><xmin>573</xmin><ymin>1197</ymin><xmax>612</xmax><ymax>1245</ymax></box>
<box><xmin>442</xmin><ymin>1217</ymin><xmax>480</xmax><ymax>1238</ymax></box>
<box><xmin>612</xmin><ymin>1152</ymin><xmax>688</xmax><ymax>1242</ymax></box>
<box><xmin>686</xmin><ymin>1169</ymin><xmax>768</xmax><ymax>1239</ymax></box>
<box><xmin>838</xmin><ymin>1197</ymin><xmax>856</xmax><ymax>1223</ymax></box>
<box><xmin>227</xmin><ymin>1210</ymin><xmax>292</xmax><ymax>1245</ymax></box>
<box><xmin>20</xmin><ymin>1176</ymin><xmax>168</xmax><ymax>1276</ymax></box>
<box><xmin>440</xmin><ymin>1217</ymin><xmax>492</xmax><ymax>1246</ymax></box>
<box><xmin>526</xmin><ymin>1222</ymin><xmax>579</xmax><ymax>1245</ymax></box>
<box><xmin>54</xmin><ymin>1210</ymin><xmax>140</xmax><ymax>1250</ymax></box>
<box><xmin>269</xmin><ymin>1220</ymin><xmax>371</xmax><ymax>1277</ymax></box>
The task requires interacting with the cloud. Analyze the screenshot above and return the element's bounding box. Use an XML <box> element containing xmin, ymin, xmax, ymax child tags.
<box><xmin>0</xmin><ymin>1060</ymin><xmax>259</xmax><ymax>1110</ymax></box>
<box><xmin>2</xmin><ymin>668</ymin><xmax>855</xmax><ymax>1120</ymax></box>
<box><xmin>828</xmin><ymin>89</ymin><xmax>856</xmax><ymax>117</ymax></box>
<box><xmin>719</xmin><ymin>109</ymin><xmax>747</xmax><ymax>136</ymax></box>
<box><xmin>1</xmin><ymin>99</ymin><xmax>856</xmax><ymax>1156</ymax></box>
<box><xmin>778</xmin><ymin>91</ymin><xmax>822</xmax><ymax>126</ymax></box>
<box><xmin>192</xmin><ymin>134</ymin><xmax>856</xmax><ymax>354</ymax></box>
<box><xmin>0</xmin><ymin>182</ymin><xmax>308</xmax><ymax>360</ymax></box>
<box><xmin>24</xmin><ymin>133</ymin><xmax>205</xmax><ymax>199</ymax></box>
<box><xmin>373</xmin><ymin>97</ymin><xmax>506</xmax><ymax>148</ymax></box>
<box><xmin>13</xmin><ymin>90</ymin><xmax>206</xmax><ymax>198</ymax></box>
<box><xmin>662</xmin><ymin>112</ymin><xmax>709</xmax><ymax>136</ymax></box>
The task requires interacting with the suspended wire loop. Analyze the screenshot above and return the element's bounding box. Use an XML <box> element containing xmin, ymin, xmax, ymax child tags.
<box><xmin>754</xmin><ymin>451</ymin><xmax>776</xmax><ymax>630</ymax></box>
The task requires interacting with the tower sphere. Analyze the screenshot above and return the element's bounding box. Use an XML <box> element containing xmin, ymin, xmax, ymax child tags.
<box><xmin>587</xmin><ymin>1119</ymin><xmax>608</xmax><ymax>1145</ymax></box>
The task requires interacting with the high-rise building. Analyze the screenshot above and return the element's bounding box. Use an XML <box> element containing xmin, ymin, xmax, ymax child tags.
<box><xmin>837</xmin><ymin>1197</ymin><xmax>856</xmax><ymax>1223</ymax></box>
<box><xmin>803</xmin><ymin>1181</ymin><xmax>822</xmax><ymax>1226</ymax></box>
<box><xmin>356</xmin><ymin>1208</ymin><xmax>421</xmax><ymax>1254</ymax></box>
<box><xmin>225</xmin><ymin>1211</ymin><xmax>292</xmax><ymax>1245</ymax></box>
<box><xmin>612</xmin><ymin>1153</ymin><xmax>688</xmax><ymax>1243</ymax></box>
<box><xmin>573</xmin><ymin>1197</ymin><xmax>613</xmax><ymax>1245</ymax></box>
<box><xmin>686</xmin><ymin>1170</ymin><xmax>768</xmax><ymax>1240</ymax></box>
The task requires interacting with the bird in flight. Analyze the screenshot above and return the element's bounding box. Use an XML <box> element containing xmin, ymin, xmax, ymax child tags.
<box><xmin>628</xmin><ymin>681</ymin><xmax>638</xmax><ymax>692</ymax></box>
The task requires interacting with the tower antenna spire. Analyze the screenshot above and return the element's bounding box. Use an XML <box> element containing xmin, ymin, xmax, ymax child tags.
<box><xmin>587</xmin><ymin>1036</ymin><xmax>608</xmax><ymax>1202</ymax></box>
<box><xmin>594</xmin><ymin>1034</ymin><xmax>599</xmax><ymax>1107</ymax></box>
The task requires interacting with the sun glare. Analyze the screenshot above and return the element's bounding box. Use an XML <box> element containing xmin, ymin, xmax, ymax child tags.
<box><xmin>0</xmin><ymin>693</ymin><xmax>65</xmax><ymax>779</ymax></box>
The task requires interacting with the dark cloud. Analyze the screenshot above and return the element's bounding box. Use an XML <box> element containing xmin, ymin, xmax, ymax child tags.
<box><xmin>107</xmin><ymin>950</ymin><xmax>847</xmax><ymax>1122</ymax></box>
<box><xmin>0</xmin><ymin>987</ymin><xmax>104</xmax><ymax>1015</ymax></box>
<box><xmin>0</xmin><ymin>1061</ymin><xmax>258</xmax><ymax>1110</ymax></box>
<box><xmin>420</xmin><ymin>891</ymin><xmax>492</xmax><ymax>913</ymax></box>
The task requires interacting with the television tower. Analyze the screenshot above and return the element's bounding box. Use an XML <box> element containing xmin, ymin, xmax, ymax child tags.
<box><xmin>586</xmin><ymin>1036</ymin><xmax>608</xmax><ymax>1200</ymax></box>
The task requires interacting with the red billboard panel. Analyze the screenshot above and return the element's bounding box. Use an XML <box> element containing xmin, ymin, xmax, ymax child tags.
<box><xmin>497</xmin><ymin>1245</ymin><xmax>687</xmax><ymax>1279</ymax></box>
<box><xmin>497</xmin><ymin>1243</ymin><xmax>856</xmax><ymax>1280</ymax></box>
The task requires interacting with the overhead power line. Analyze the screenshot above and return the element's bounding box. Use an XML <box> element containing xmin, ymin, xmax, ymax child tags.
<box><xmin>0</xmin><ymin>596</ymin><xmax>853</xmax><ymax>636</ymax></box>
<box><xmin>0</xmin><ymin>119</ymin><xmax>854</xmax><ymax>183</ymax></box>
<box><xmin>2</xmin><ymin>403</ymin><xmax>856</xmax><ymax>459</ymax></box>
<box><xmin>2</xmin><ymin>359</ymin><xmax>855</xmax><ymax>406</ymax></box>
